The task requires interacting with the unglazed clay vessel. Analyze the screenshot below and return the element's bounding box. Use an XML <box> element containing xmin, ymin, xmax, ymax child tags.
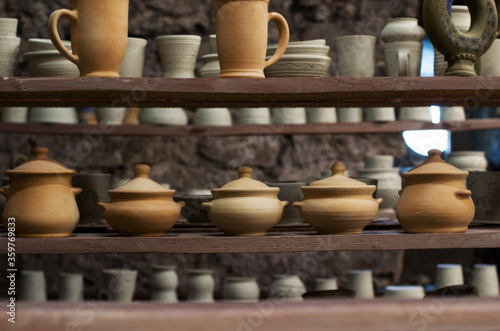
<box><xmin>120</xmin><ymin>37</ymin><xmax>147</xmax><ymax>78</ymax></box>
<box><xmin>213</xmin><ymin>0</ymin><xmax>289</xmax><ymax>78</ymax></box>
<box><xmin>364</xmin><ymin>107</ymin><xmax>395</xmax><ymax>122</ymax></box>
<box><xmin>381</xmin><ymin>18</ymin><xmax>426</xmax><ymax>43</ymax></box>
<box><xmin>268</xmin><ymin>274</ymin><xmax>306</xmax><ymax>301</ymax></box>
<box><xmin>434</xmin><ymin>264</ymin><xmax>464</xmax><ymax>289</ymax></box>
<box><xmin>58</xmin><ymin>273</ymin><xmax>84</xmax><ymax>302</ymax></box>
<box><xmin>0</xmin><ymin>18</ymin><xmax>18</xmax><ymax>37</ymax></box>
<box><xmin>140</xmin><ymin>108</ymin><xmax>188</xmax><ymax>126</ymax></box>
<box><xmin>24</xmin><ymin>50</ymin><xmax>80</xmax><ymax>77</ymax></box>
<box><xmin>156</xmin><ymin>35</ymin><xmax>201</xmax><ymax>78</ymax></box>
<box><xmin>383</xmin><ymin>285</ymin><xmax>425</xmax><ymax>299</ymax></box>
<box><xmin>448</xmin><ymin>151</ymin><xmax>488</xmax><ymax>171</ymax></box>
<box><xmin>202</xmin><ymin>166</ymin><xmax>288</xmax><ymax>236</ymax></box>
<box><xmin>2</xmin><ymin>107</ymin><xmax>28</xmax><ymax>123</ymax></box>
<box><xmin>308</xmin><ymin>108</ymin><xmax>337</xmax><ymax>124</ymax></box>
<box><xmin>48</xmin><ymin>0</ymin><xmax>129</xmax><ymax>77</ymax></box>
<box><xmin>294</xmin><ymin>162</ymin><xmax>382</xmax><ymax>235</ymax></box>
<box><xmin>19</xmin><ymin>270</ymin><xmax>47</xmax><ymax>302</ymax></box>
<box><xmin>471</xmin><ymin>264</ymin><xmax>500</xmax><ymax>297</ymax></box>
<box><xmin>237</xmin><ymin>108</ymin><xmax>271</xmax><ymax>125</ymax></box>
<box><xmin>423</xmin><ymin>0</ymin><xmax>500</xmax><ymax>76</ymax></box>
<box><xmin>315</xmin><ymin>278</ymin><xmax>338</xmax><ymax>291</ymax></box>
<box><xmin>336</xmin><ymin>35</ymin><xmax>376</xmax><ymax>77</ymax></box>
<box><xmin>222</xmin><ymin>277</ymin><xmax>260</xmax><ymax>302</ymax></box>
<box><xmin>1</xmin><ymin>147</ymin><xmax>81</xmax><ymax>237</ymax></box>
<box><xmin>187</xmin><ymin>269</ymin><xmax>215</xmax><ymax>303</ymax></box>
<box><xmin>396</xmin><ymin>149</ymin><xmax>475</xmax><ymax>233</ymax></box>
<box><xmin>347</xmin><ymin>270</ymin><xmax>374</xmax><ymax>299</ymax></box>
<box><xmin>102</xmin><ymin>269</ymin><xmax>137</xmax><ymax>302</ymax></box>
<box><xmin>0</xmin><ymin>36</ymin><xmax>20</xmax><ymax>77</ymax></box>
<box><xmin>337</xmin><ymin>107</ymin><xmax>363</xmax><ymax>123</ymax></box>
<box><xmin>99</xmin><ymin>164</ymin><xmax>185</xmax><ymax>236</ymax></box>
<box><xmin>150</xmin><ymin>265</ymin><xmax>179</xmax><ymax>303</ymax></box>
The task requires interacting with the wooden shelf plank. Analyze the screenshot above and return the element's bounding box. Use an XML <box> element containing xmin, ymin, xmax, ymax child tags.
<box><xmin>1</xmin><ymin>227</ymin><xmax>499</xmax><ymax>254</ymax></box>
<box><xmin>2</xmin><ymin>298</ymin><xmax>499</xmax><ymax>331</ymax></box>
<box><xmin>0</xmin><ymin>119</ymin><xmax>499</xmax><ymax>137</ymax></box>
<box><xmin>1</xmin><ymin>76</ymin><xmax>500</xmax><ymax>107</ymax></box>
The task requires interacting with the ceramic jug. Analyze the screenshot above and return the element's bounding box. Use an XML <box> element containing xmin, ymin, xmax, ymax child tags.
<box><xmin>48</xmin><ymin>0</ymin><xmax>129</xmax><ymax>77</ymax></box>
<box><xmin>423</xmin><ymin>0</ymin><xmax>500</xmax><ymax>76</ymax></box>
<box><xmin>212</xmin><ymin>0</ymin><xmax>289</xmax><ymax>78</ymax></box>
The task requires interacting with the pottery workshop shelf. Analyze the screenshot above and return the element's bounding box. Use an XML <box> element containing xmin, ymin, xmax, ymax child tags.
<box><xmin>1</xmin><ymin>226</ymin><xmax>499</xmax><ymax>254</ymax></box>
<box><xmin>2</xmin><ymin>76</ymin><xmax>500</xmax><ymax>108</ymax></box>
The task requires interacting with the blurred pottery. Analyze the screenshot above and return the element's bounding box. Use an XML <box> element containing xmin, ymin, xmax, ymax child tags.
<box><xmin>2</xmin><ymin>107</ymin><xmax>28</xmax><ymax>123</ymax></box>
<box><xmin>381</xmin><ymin>18</ymin><xmax>425</xmax><ymax>43</ymax></box>
<box><xmin>347</xmin><ymin>270</ymin><xmax>374</xmax><ymax>299</ymax></box>
<box><xmin>383</xmin><ymin>285</ymin><xmax>425</xmax><ymax>299</ymax></box>
<box><xmin>336</xmin><ymin>35</ymin><xmax>376</xmax><ymax>77</ymax></box>
<box><xmin>194</xmin><ymin>108</ymin><xmax>232</xmax><ymax>126</ymax></box>
<box><xmin>308</xmin><ymin>108</ymin><xmax>337</xmax><ymax>124</ymax></box>
<box><xmin>19</xmin><ymin>270</ymin><xmax>47</xmax><ymax>302</ymax></box>
<box><xmin>364</xmin><ymin>107</ymin><xmax>395</xmax><ymax>122</ymax></box>
<box><xmin>30</xmin><ymin>107</ymin><xmax>79</xmax><ymax>124</ymax></box>
<box><xmin>95</xmin><ymin>107</ymin><xmax>126</xmax><ymax>125</ymax></box>
<box><xmin>58</xmin><ymin>273</ymin><xmax>84</xmax><ymax>302</ymax></box>
<box><xmin>272</xmin><ymin>108</ymin><xmax>307</xmax><ymax>124</ymax></box>
<box><xmin>467</xmin><ymin>171</ymin><xmax>500</xmax><ymax>222</ymax></box>
<box><xmin>102</xmin><ymin>269</ymin><xmax>137</xmax><ymax>302</ymax></box>
<box><xmin>140</xmin><ymin>108</ymin><xmax>188</xmax><ymax>126</ymax></box>
<box><xmin>448</xmin><ymin>151</ymin><xmax>488</xmax><ymax>171</ymax></box>
<box><xmin>120</xmin><ymin>37</ymin><xmax>147</xmax><ymax>77</ymax></box>
<box><xmin>0</xmin><ymin>18</ymin><xmax>18</xmax><ymax>37</ymax></box>
<box><xmin>223</xmin><ymin>277</ymin><xmax>260</xmax><ymax>302</ymax></box>
<box><xmin>187</xmin><ymin>269</ymin><xmax>215</xmax><ymax>303</ymax></box>
<box><xmin>434</xmin><ymin>264</ymin><xmax>464</xmax><ymax>289</ymax></box>
<box><xmin>157</xmin><ymin>35</ymin><xmax>201</xmax><ymax>78</ymax></box>
<box><xmin>398</xmin><ymin>107</ymin><xmax>432</xmax><ymax>122</ymax></box>
<box><xmin>337</xmin><ymin>107</ymin><xmax>363</xmax><ymax>123</ymax></box>
<box><xmin>199</xmin><ymin>53</ymin><xmax>220</xmax><ymax>78</ymax></box>
<box><xmin>471</xmin><ymin>264</ymin><xmax>500</xmax><ymax>297</ymax></box>
<box><xmin>440</xmin><ymin>106</ymin><xmax>466</xmax><ymax>122</ymax></box>
<box><xmin>382</xmin><ymin>41</ymin><xmax>423</xmax><ymax>77</ymax></box>
<box><xmin>268</xmin><ymin>274</ymin><xmax>306</xmax><ymax>301</ymax></box>
<box><xmin>24</xmin><ymin>50</ymin><xmax>80</xmax><ymax>77</ymax></box>
<box><xmin>237</xmin><ymin>108</ymin><xmax>271</xmax><ymax>125</ymax></box>
<box><xmin>151</xmin><ymin>265</ymin><xmax>179</xmax><ymax>303</ymax></box>
<box><xmin>28</xmin><ymin>38</ymin><xmax>72</xmax><ymax>52</ymax></box>
<box><xmin>0</xmin><ymin>36</ymin><xmax>20</xmax><ymax>77</ymax></box>
<box><xmin>123</xmin><ymin>108</ymin><xmax>141</xmax><ymax>125</ymax></box>
<box><xmin>314</xmin><ymin>278</ymin><xmax>338</xmax><ymax>291</ymax></box>
<box><xmin>478</xmin><ymin>39</ymin><xmax>500</xmax><ymax>76</ymax></box>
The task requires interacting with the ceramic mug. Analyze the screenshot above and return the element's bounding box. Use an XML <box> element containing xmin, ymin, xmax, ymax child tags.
<box><xmin>336</xmin><ymin>35</ymin><xmax>376</xmax><ymax>77</ymax></box>
<box><xmin>156</xmin><ymin>35</ymin><xmax>201</xmax><ymax>78</ymax></box>
<box><xmin>0</xmin><ymin>18</ymin><xmax>18</xmax><ymax>37</ymax></box>
<box><xmin>48</xmin><ymin>0</ymin><xmax>129</xmax><ymax>77</ymax></box>
<box><xmin>347</xmin><ymin>270</ymin><xmax>374</xmax><ymax>299</ymax></box>
<box><xmin>382</xmin><ymin>41</ymin><xmax>422</xmax><ymax>77</ymax></box>
<box><xmin>471</xmin><ymin>264</ymin><xmax>500</xmax><ymax>297</ymax></box>
<box><xmin>214</xmin><ymin>0</ymin><xmax>289</xmax><ymax>78</ymax></box>
<box><xmin>58</xmin><ymin>273</ymin><xmax>84</xmax><ymax>302</ymax></box>
<box><xmin>120</xmin><ymin>37</ymin><xmax>147</xmax><ymax>78</ymax></box>
<box><xmin>0</xmin><ymin>36</ymin><xmax>21</xmax><ymax>77</ymax></box>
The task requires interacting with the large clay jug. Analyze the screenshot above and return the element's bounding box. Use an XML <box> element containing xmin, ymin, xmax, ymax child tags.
<box><xmin>212</xmin><ymin>0</ymin><xmax>289</xmax><ymax>78</ymax></box>
<box><xmin>48</xmin><ymin>0</ymin><xmax>129</xmax><ymax>77</ymax></box>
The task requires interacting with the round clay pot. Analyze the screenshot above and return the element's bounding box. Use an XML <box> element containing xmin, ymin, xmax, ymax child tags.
<box><xmin>186</xmin><ymin>269</ymin><xmax>215</xmax><ymax>303</ymax></box>
<box><xmin>72</xmin><ymin>173</ymin><xmax>110</xmax><ymax>226</ymax></box>
<box><xmin>447</xmin><ymin>151</ymin><xmax>488</xmax><ymax>171</ymax></box>
<box><xmin>347</xmin><ymin>270</ymin><xmax>374</xmax><ymax>299</ymax></box>
<box><xmin>58</xmin><ymin>273</ymin><xmax>84</xmax><ymax>302</ymax></box>
<box><xmin>102</xmin><ymin>269</ymin><xmax>137</xmax><ymax>303</ymax></box>
<box><xmin>151</xmin><ymin>265</ymin><xmax>179</xmax><ymax>303</ymax></box>
<box><xmin>268</xmin><ymin>274</ymin><xmax>306</xmax><ymax>301</ymax></box>
<box><xmin>471</xmin><ymin>264</ymin><xmax>500</xmax><ymax>297</ymax></box>
<box><xmin>156</xmin><ymin>35</ymin><xmax>201</xmax><ymax>78</ymax></box>
<box><xmin>19</xmin><ymin>270</ymin><xmax>47</xmax><ymax>302</ymax></box>
<box><xmin>314</xmin><ymin>278</ymin><xmax>338</xmax><ymax>291</ymax></box>
<box><xmin>383</xmin><ymin>285</ymin><xmax>425</xmax><ymax>299</ymax></box>
<box><xmin>434</xmin><ymin>264</ymin><xmax>464</xmax><ymax>289</ymax></box>
<box><xmin>222</xmin><ymin>277</ymin><xmax>260</xmax><ymax>302</ymax></box>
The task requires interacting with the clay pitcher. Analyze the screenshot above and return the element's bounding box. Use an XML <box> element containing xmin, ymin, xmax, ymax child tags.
<box><xmin>48</xmin><ymin>0</ymin><xmax>129</xmax><ymax>77</ymax></box>
<box><xmin>212</xmin><ymin>0</ymin><xmax>289</xmax><ymax>78</ymax></box>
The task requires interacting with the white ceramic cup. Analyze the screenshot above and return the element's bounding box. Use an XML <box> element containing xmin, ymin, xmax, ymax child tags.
<box><xmin>336</xmin><ymin>35</ymin><xmax>377</xmax><ymax>77</ymax></box>
<box><xmin>0</xmin><ymin>36</ymin><xmax>20</xmax><ymax>77</ymax></box>
<box><xmin>156</xmin><ymin>35</ymin><xmax>201</xmax><ymax>78</ymax></box>
<box><xmin>95</xmin><ymin>108</ymin><xmax>127</xmax><ymax>125</ymax></box>
<box><xmin>382</xmin><ymin>41</ymin><xmax>422</xmax><ymax>77</ymax></box>
<box><xmin>314</xmin><ymin>278</ymin><xmax>338</xmax><ymax>291</ymax></box>
<box><xmin>2</xmin><ymin>107</ymin><xmax>28</xmax><ymax>123</ymax></box>
<box><xmin>19</xmin><ymin>270</ymin><xmax>47</xmax><ymax>302</ymax></box>
<box><xmin>440</xmin><ymin>106</ymin><xmax>466</xmax><ymax>122</ymax></box>
<box><xmin>308</xmin><ymin>107</ymin><xmax>337</xmax><ymax>123</ymax></box>
<box><xmin>364</xmin><ymin>107</ymin><xmax>396</xmax><ymax>122</ymax></box>
<box><xmin>272</xmin><ymin>108</ymin><xmax>307</xmax><ymax>124</ymax></box>
<box><xmin>398</xmin><ymin>107</ymin><xmax>432</xmax><ymax>122</ymax></box>
<box><xmin>434</xmin><ymin>264</ymin><xmax>464</xmax><ymax>290</ymax></box>
<box><xmin>383</xmin><ymin>285</ymin><xmax>425</xmax><ymax>299</ymax></box>
<box><xmin>194</xmin><ymin>108</ymin><xmax>232</xmax><ymax>127</ymax></box>
<box><xmin>139</xmin><ymin>108</ymin><xmax>188</xmax><ymax>126</ymax></box>
<box><xmin>58</xmin><ymin>273</ymin><xmax>84</xmax><ymax>302</ymax></box>
<box><xmin>120</xmin><ymin>37</ymin><xmax>147</xmax><ymax>78</ymax></box>
<box><xmin>102</xmin><ymin>269</ymin><xmax>137</xmax><ymax>302</ymax></box>
<box><xmin>471</xmin><ymin>264</ymin><xmax>500</xmax><ymax>297</ymax></box>
<box><xmin>337</xmin><ymin>107</ymin><xmax>363</xmax><ymax>123</ymax></box>
<box><xmin>0</xmin><ymin>18</ymin><xmax>18</xmax><ymax>37</ymax></box>
<box><xmin>347</xmin><ymin>270</ymin><xmax>374</xmax><ymax>298</ymax></box>
<box><xmin>237</xmin><ymin>108</ymin><xmax>271</xmax><ymax>125</ymax></box>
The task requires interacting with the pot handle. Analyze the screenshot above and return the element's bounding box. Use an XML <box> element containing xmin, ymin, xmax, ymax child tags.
<box><xmin>177</xmin><ymin>201</ymin><xmax>186</xmax><ymax>208</ymax></box>
<box><xmin>376</xmin><ymin>198</ymin><xmax>383</xmax><ymax>205</ymax></box>
<box><xmin>201</xmin><ymin>202</ymin><xmax>213</xmax><ymax>211</ymax></box>
<box><xmin>97</xmin><ymin>202</ymin><xmax>109</xmax><ymax>212</ymax></box>
<box><xmin>0</xmin><ymin>188</ymin><xmax>10</xmax><ymax>199</ymax></box>
<box><xmin>281</xmin><ymin>201</ymin><xmax>289</xmax><ymax>208</ymax></box>
<box><xmin>264</xmin><ymin>12</ymin><xmax>290</xmax><ymax>69</ymax></box>
<box><xmin>72</xmin><ymin>187</ymin><xmax>82</xmax><ymax>197</ymax></box>
<box><xmin>293</xmin><ymin>201</ymin><xmax>303</xmax><ymax>211</ymax></box>
<box><xmin>455</xmin><ymin>189</ymin><xmax>472</xmax><ymax>198</ymax></box>
<box><xmin>48</xmin><ymin>8</ymin><xmax>80</xmax><ymax>66</ymax></box>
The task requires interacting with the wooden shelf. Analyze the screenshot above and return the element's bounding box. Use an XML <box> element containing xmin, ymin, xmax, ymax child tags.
<box><xmin>1</xmin><ymin>76</ymin><xmax>500</xmax><ymax>108</ymax></box>
<box><xmin>0</xmin><ymin>119</ymin><xmax>499</xmax><ymax>136</ymax></box>
<box><xmin>2</xmin><ymin>298</ymin><xmax>499</xmax><ymax>330</ymax></box>
<box><xmin>1</xmin><ymin>226</ymin><xmax>499</xmax><ymax>254</ymax></box>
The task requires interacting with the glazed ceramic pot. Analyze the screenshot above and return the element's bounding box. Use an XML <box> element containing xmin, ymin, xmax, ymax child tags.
<box><xmin>237</xmin><ymin>108</ymin><xmax>271</xmax><ymax>125</ymax></box>
<box><xmin>294</xmin><ymin>162</ymin><xmax>382</xmax><ymax>235</ymax></box>
<box><xmin>382</xmin><ymin>41</ymin><xmax>423</xmax><ymax>77</ymax></box>
<box><xmin>347</xmin><ymin>270</ymin><xmax>374</xmax><ymax>299</ymax></box>
<box><xmin>156</xmin><ymin>35</ymin><xmax>201</xmax><ymax>78</ymax></box>
<box><xmin>174</xmin><ymin>194</ymin><xmax>212</xmax><ymax>223</ymax></box>
<box><xmin>28</xmin><ymin>38</ymin><xmax>72</xmax><ymax>52</ymax></box>
<box><xmin>187</xmin><ymin>269</ymin><xmax>215</xmax><ymax>303</ymax></box>
<box><xmin>120</xmin><ymin>37</ymin><xmax>147</xmax><ymax>78</ymax></box>
<box><xmin>24</xmin><ymin>50</ymin><xmax>80</xmax><ymax>77</ymax></box>
<box><xmin>58</xmin><ymin>273</ymin><xmax>84</xmax><ymax>302</ymax></box>
<box><xmin>441</xmin><ymin>106</ymin><xmax>466</xmax><ymax>122</ymax></box>
<box><xmin>98</xmin><ymin>164</ymin><xmax>185</xmax><ymax>236</ymax></box>
<box><xmin>337</xmin><ymin>107</ymin><xmax>363</xmax><ymax>123</ymax></box>
<box><xmin>102</xmin><ymin>269</ymin><xmax>137</xmax><ymax>302</ymax></box>
<box><xmin>202</xmin><ymin>166</ymin><xmax>288</xmax><ymax>236</ymax></box>
<box><xmin>336</xmin><ymin>35</ymin><xmax>376</xmax><ymax>77</ymax></box>
<box><xmin>308</xmin><ymin>108</ymin><xmax>337</xmax><ymax>124</ymax></box>
<box><xmin>381</xmin><ymin>18</ymin><xmax>426</xmax><ymax>43</ymax></box>
<box><xmin>364</xmin><ymin>107</ymin><xmax>396</xmax><ymax>122</ymax></box>
<box><xmin>19</xmin><ymin>270</ymin><xmax>47</xmax><ymax>302</ymax></box>
<box><xmin>478</xmin><ymin>39</ymin><xmax>500</xmax><ymax>76</ymax></box>
<box><xmin>29</xmin><ymin>107</ymin><xmax>79</xmax><ymax>124</ymax></box>
<box><xmin>2</xmin><ymin>107</ymin><xmax>28</xmax><ymax>123</ymax></box>
<box><xmin>448</xmin><ymin>151</ymin><xmax>488</xmax><ymax>171</ymax></box>
<box><xmin>467</xmin><ymin>171</ymin><xmax>500</xmax><ymax>222</ymax></box>
<box><xmin>383</xmin><ymin>285</ymin><xmax>425</xmax><ymax>299</ymax></box>
<box><xmin>396</xmin><ymin>150</ymin><xmax>475</xmax><ymax>233</ymax></box>
<box><xmin>424</xmin><ymin>2</ymin><xmax>499</xmax><ymax>76</ymax></box>
<box><xmin>194</xmin><ymin>108</ymin><xmax>232</xmax><ymax>127</ymax></box>
<box><xmin>139</xmin><ymin>108</ymin><xmax>188</xmax><ymax>126</ymax></box>
<box><xmin>398</xmin><ymin>107</ymin><xmax>432</xmax><ymax>122</ymax></box>
<box><xmin>48</xmin><ymin>0</ymin><xmax>129</xmax><ymax>77</ymax></box>
<box><xmin>264</xmin><ymin>54</ymin><xmax>331</xmax><ymax>77</ymax></box>
<box><xmin>471</xmin><ymin>264</ymin><xmax>500</xmax><ymax>297</ymax></box>
<box><xmin>1</xmin><ymin>147</ymin><xmax>81</xmax><ymax>237</ymax></box>
<box><xmin>72</xmin><ymin>173</ymin><xmax>110</xmax><ymax>226</ymax></box>
<box><xmin>314</xmin><ymin>278</ymin><xmax>338</xmax><ymax>291</ymax></box>
<box><xmin>272</xmin><ymin>108</ymin><xmax>307</xmax><ymax>124</ymax></box>
<box><xmin>434</xmin><ymin>264</ymin><xmax>464</xmax><ymax>289</ymax></box>
<box><xmin>213</xmin><ymin>0</ymin><xmax>289</xmax><ymax>78</ymax></box>
<box><xmin>199</xmin><ymin>53</ymin><xmax>221</xmax><ymax>78</ymax></box>
<box><xmin>95</xmin><ymin>107</ymin><xmax>127</xmax><ymax>125</ymax></box>
<box><xmin>0</xmin><ymin>18</ymin><xmax>18</xmax><ymax>37</ymax></box>
<box><xmin>0</xmin><ymin>36</ymin><xmax>20</xmax><ymax>77</ymax></box>
<box><xmin>266</xmin><ymin>181</ymin><xmax>306</xmax><ymax>224</ymax></box>
<box><xmin>151</xmin><ymin>265</ymin><xmax>179</xmax><ymax>303</ymax></box>
<box><xmin>223</xmin><ymin>277</ymin><xmax>260</xmax><ymax>302</ymax></box>
<box><xmin>268</xmin><ymin>274</ymin><xmax>306</xmax><ymax>301</ymax></box>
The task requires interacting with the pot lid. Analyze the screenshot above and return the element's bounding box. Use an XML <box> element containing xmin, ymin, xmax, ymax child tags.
<box><xmin>403</xmin><ymin>149</ymin><xmax>468</xmax><ymax>176</ymax></box>
<box><xmin>10</xmin><ymin>147</ymin><xmax>74</xmax><ymax>174</ymax></box>
<box><xmin>111</xmin><ymin>164</ymin><xmax>170</xmax><ymax>193</ymax></box>
<box><xmin>309</xmin><ymin>162</ymin><xmax>369</xmax><ymax>187</ymax></box>
<box><xmin>219</xmin><ymin>166</ymin><xmax>271</xmax><ymax>190</ymax></box>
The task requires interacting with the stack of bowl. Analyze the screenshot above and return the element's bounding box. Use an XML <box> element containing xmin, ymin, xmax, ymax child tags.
<box><xmin>265</xmin><ymin>39</ymin><xmax>331</xmax><ymax>77</ymax></box>
<box><xmin>24</xmin><ymin>38</ymin><xmax>80</xmax><ymax>77</ymax></box>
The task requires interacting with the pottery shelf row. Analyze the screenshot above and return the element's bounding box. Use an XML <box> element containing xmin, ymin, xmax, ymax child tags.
<box><xmin>1</xmin><ymin>298</ymin><xmax>499</xmax><ymax>331</ymax></box>
<box><xmin>1</xmin><ymin>76</ymin><xmax>500</xmax><ymax>108</ymax></box>
<box><xmin>1</xmin><ymin>225</ymin><xmax>499</xmax><ymax>254</ymax></box>
<box><xmin>1</xmin><ymin>119</ymin><xmax>500</xmax><ymax>136</ymax></box>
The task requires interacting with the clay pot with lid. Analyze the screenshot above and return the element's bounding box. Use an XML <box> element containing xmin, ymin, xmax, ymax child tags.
<box><xmin>395</xmin><ymin>149</ymin><xmax>474</xmax><ymax>233</ymax></box>
<box><xmin>0</xmin><ymin>147</ymin><xmax>82</xmax><ymax>237</ymax></box>
<box><xmin>293</xmin><ymin>162</ymin><xmax>382</xmax><ymax>235</ymax></box>
<box><xmin>98</xmin><ymin>164</ymin><xmax>184</xmax><ymax>236</ymax></box>
<box><xmin>202</xmin><ymin>166</ymin><xmax>288</xmax><ymax>236</ymax></box>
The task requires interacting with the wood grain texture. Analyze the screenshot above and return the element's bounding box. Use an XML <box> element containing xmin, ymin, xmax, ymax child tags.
<box><xmin>1</xmin><ymin>76</ymin><xmax>500</xmax><ymax>107</ymax></box>
<box><xmin>1</xmin><ymin>227</ymin><xmax>499</xmax><ymax>254</ymax></box>
<box><xmin>2</xmin><ymin>298</ymin><xmax>499</xmax><ymax>331</ymax></box>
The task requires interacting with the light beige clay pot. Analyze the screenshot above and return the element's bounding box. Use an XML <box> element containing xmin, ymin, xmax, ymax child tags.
<box><xmin>294</xmin><ymin>162</ymin><xmax>382</xmax><ymax>235</ymax></box>
<box><xmin>99</xmin><ymin>164</ymin><xmax>184</xmax><ymax>236</ymax></box>
<box><xmin>202</xmin><ymin>166</ymin><xmax>288</xmax><ymax>236</ymax></box>
<box><xmin>213</xmin><ymin>0</ymin><xmax>289</xmax><ymax>78</ymax></box>
<box><xmin>0</xmin><ymin>147</ymin><xmax>81</xmax><ymax>237</ymax></box>
<box><xmin>48</xmin><ymin>0</ymin><xmax>129</xmax><ymax>77</ymax></box>
<box><xmin>396</xmin><ymin>149</ymin><xmax>475</xmax><ymax>233</ymax></box>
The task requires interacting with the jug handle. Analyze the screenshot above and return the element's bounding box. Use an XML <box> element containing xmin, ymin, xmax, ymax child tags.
<box><xmin>397</xmin><ymin>50</ymin><xmax>409</xmax><ymax>77</ymax></box>
<box><xmin>264</xmin><ymin>13</ymin><xmax>290</xmax><ymax>69</ymax></box>
<box><xmin>48</xmin><ymin>9</ymin><xmax>80</xmax><ymax>66</ymax></box>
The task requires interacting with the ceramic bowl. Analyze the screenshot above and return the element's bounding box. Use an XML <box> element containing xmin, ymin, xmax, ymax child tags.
<box><xmin>140</xmin><ymin>108</ymin><xmax>188</xmax><ymax>126</ymax></box>
<box><xmin>24</xmin><ymin>50</ymin><xmax>80</xmax><ymax>77</ymax></box>
<box><xmin>28</xmin><ymin>38</ymin><xmax>72</xmax><ymax>52</ymax></box>
<box><xmin>269</xmin><ymin>39</ymin><xmax>326</xmax><ymax>47</ymax></box>
<box><xmin>174</xmin><ymin>194</ymin><xmax>212</xmax><ymax>223</ymax></box>
<box><xmin>266</xmin><ymin>44</ymin><xmax>330</xmax><ymax>57</ymax></box>
<box><xmin>265</xmin><ymin>54</ymin><xmax>331</xmax><ymax>77</ymax></box>
<box><xmin>29</xmin><ymin>107</ymin><xmax>79</xmax><ymax>124</ymax></box>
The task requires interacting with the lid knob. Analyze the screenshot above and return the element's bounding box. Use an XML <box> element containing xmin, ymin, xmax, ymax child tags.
<box><xmin>134</xmin><ymin>164</ymin><xmax>151</xmax><ymax>178</ymax></box>
<box><xmin>331</xmin><ymin>161</ymin><xmax>346</xmax><ymax>176</ymax></box>
<box><xmin>237</xmin><ymin>166</ymin><xmax>253</xmax><ymax>179</ymax></box>
<box><xmin>32</xmin><ymin>147</ymin><xmax>50</xmax><ymax>160</ymax></box>
<box><xmin>428</xmin><ymin>149</ymin><xmax>442</xmax><ymax>158</ymax></box>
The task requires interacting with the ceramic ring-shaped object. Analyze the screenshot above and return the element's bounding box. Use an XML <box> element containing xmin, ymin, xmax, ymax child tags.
<box><xmin>423</xmin><ymin>0</ymin><xmax>500</xmax><ymax>76</ymax></box>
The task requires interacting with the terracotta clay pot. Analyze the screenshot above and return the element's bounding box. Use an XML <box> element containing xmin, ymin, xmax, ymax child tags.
<box><xmin>202</xmin><ymin>166</ymin><xmax>288</xmax><ymax>236</ymax></box>
<box><xmin>48</xmin><ymin>0</ymin><xmax>129</xmax><ymax>77</ymax></box>
<box><xmin>99</xmin><ymin>164</ymin><xmax>184</xmax><ymax>236</ymax></box>
<box><xmin>0</xmin><ymin>147</ymin><xmax>81</xmax><ymax>237</ymax></box>
<box><xmin>396</xmin><ymin>149</ymin><xmax>475</xmax><ymax>233</ymax></box>
<box><xmin>213</xmin><ymin>0</ymin><xmax>289</xmax><ymax>78</ymax></box>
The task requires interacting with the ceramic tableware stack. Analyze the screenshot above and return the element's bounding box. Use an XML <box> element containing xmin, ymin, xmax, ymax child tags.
<box><xmin>72</xmin><ymin>173</ymin><xmax>110</xmax><ymax>226</ymax></box>
<box><xmin>381</xmin><ymin>18</ymin><xmax>425</xmax><ymax>77</ymax></box>
<box><xmin>294</xmin><ymin>162</ymin><xmax>382</xmax><ymax>234</ymax></box>
<box><xmin>19</xmin><ymin>270</ymin><xmax>47</xmax><ymax>302</ymax></box>
<box><xmin>447</xmin><ymin>151</ymin><xmax>488</xmax><ymax>172</ymax></box>
<box><xmin>364</xmin><ymin>107</ymin><xmax>396</xmax><ymax>122</ymax></box>
<box><xmin>0</xmin><ymin>18</ymin><xmax>21</xmax><ymax>77</ymax></box>
<box><xmin>266</xmin><ymin>181</ymin><xmax>307</xmax><ymax>225</ymax></box>
<box><xmin>223</xmin><ymin>277</ymin><xmax>260</xmax><ymax>302</ymax></box>
<box><xmin>398</xmin><ymin>107</ymin><xmax>432</xmax><ymax>122</ymax></box>
<box><xmin>383</xmin><ymin>285</ymin><xmax>425</xmax><ymax>299</ymax></box>
<box><xmin>440</xmin><ymin>106</ymin><xmax>466</xmax><ymax>122</ymax></box>
<box><xmin>268</xmin><ymin>274</ymin><xmax>306</xmax><ymax>301</ymax></box>
<box><xmin>272</xmin><ymin>108</ymin><xmax>307</xmax><ymax>124</ymax></box>
<box><xmin>200</xmin><ymin>34</ymin><xmax>220</xmax><ymax>78</ymax></box>
<box><xmin>336</xmin><ymin>35</ymin><xmax>377</xmax><ymax>77</ymax></box>
<box><xmin>58</xmin><ymin>273</ymin><xmax>84</xmax><ymax>302</ymax></box>
<box><xmin>1</xmin><ymin>107</ymin><xmax>28</xmax><ymax>123</ymax></box>
<box><xmin>151</xmin><ymin>265</ymin><xmax>179</xmax><ymax>303</ymax></box>
<box><xmin>237</xmin><ymin>108</ymin><xmax>271</xmax><ymax>125</ymax></box>
<box><xmin>102</xmin><ymin>269</ymin><xmax>137</xmax><ymax>302</ymax></box>
<box><xmin>434</xmin><ymin>264</ymin><xmax>464</xmax><ymax>290</ymax></box>
<box><xmin>358</xmin><ymin>155</ymin><xmax>401</xmax><ymax>213</ymax></box>
<box><xmin>187</xmin><ymin>269</ymin><xmax>215</xmax><ymax>303</ymax></box>
<box><xmin>471</xmin><ymin>264</ymin><xmax>500</xmax><ymax>297</ymax></box>
<box><xmin>347</xmin><ymin>270</ymin><xmax>374</xmax><ymax>299</ymax></box>
<box><xmin>202</xmin><ymin>166</ymin><xmax>288</xmax><ymax>236</ymax></box>
<box><xmin>265</xmin><ymin>39</ymin><xmax>331</xmax><ymax>77</ymax></box>
<box><xmin>338</xmin><ymin>108</ymin><xmax>363</xmax><ymax>123</ymax></box>
<box><xmin>308</xmin><ymin>108</ymin><xmax>337</xmax><ymax>124</ymax></box>
<box><xmin>25</xmin><ymin>38</ymin><xmax>79</xmax><ymax>77</ymax></box>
